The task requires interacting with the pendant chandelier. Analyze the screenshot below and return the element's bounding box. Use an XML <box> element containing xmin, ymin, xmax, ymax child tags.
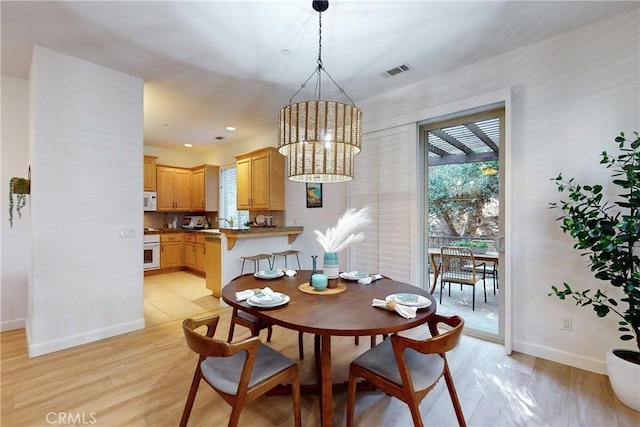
<box><xmin>277</xmin><ymin>0</ymin><xmax>362</xmax><ymax>183</ymax></box>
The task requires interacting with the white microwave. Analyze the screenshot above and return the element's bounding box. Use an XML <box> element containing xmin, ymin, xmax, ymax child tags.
<box><xmin>143</xmin><ymin>191</ymin><xmax>157</xmax><ymax>211</ymax></box>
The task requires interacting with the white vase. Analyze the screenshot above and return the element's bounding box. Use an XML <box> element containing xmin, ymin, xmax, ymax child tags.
<box><xmin>606</xmin><ymin>348</ymin><xmax>640</xmax><ymax>412</ymax></box>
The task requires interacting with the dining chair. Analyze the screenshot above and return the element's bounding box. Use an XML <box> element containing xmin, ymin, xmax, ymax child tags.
<box><xmin>227</xmin><ymin>275</ymin><xmax>305</xmax><ymax>360</ymax></box>
<box><xmin>439</xmin><ymin>246</ymin><xmax>487</xmax><ymax>311</ymax></box>
<box><xmin>180</xmin><ymin>315</ymin><xmax>301</xmax><ymax>427</ymax></box>
<box><xmin>346</xmin><ymin>314</ymin><xmax>466</xmax><ymax>427</ymax></box>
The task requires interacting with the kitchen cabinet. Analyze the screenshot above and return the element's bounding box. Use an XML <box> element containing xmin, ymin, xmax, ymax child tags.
<box><xmin>195</xmin><ymin>234</ymin><xmax>207</xmax><ymax>272</ymax></box>
<box><xmin>144</xmin><ymin>155</ymin><xmax>157</xmax><ymax>191</ymax></box>
<box><xmin>157</xmin><ymin>166</ymin><xmax>191</xmax><ymax>211</ymax></box>
<box><xmin>235</xmin><ymin>147</ymin><xmax>285</xmax><ymax>210</ymax></box>
<box><xmin>205</xmin><ymin>234</ymin><xmax>222</xmax><ymax>297</ymax></box>
<box><xmin>160</xmin><ymin>233</ymin><xmax>182</xmax><ymax>268</ymax></box>
<box><xmin>191</xmin><ymin>165</ymin><xmax>219</xmax><ymax>212</ymax></box>
<box><xmin>183</xmin><ymin>233</ymin><xmax>197</xmax><ymax>270</ymax></box>
<box><xmin>184</xmin><ymin>233</ymin><xmax>207</xmax><ymax>274</ymax></box>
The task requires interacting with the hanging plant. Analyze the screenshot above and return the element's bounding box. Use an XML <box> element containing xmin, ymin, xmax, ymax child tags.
<box><xmin>8</xmin><ymin>177</ymin><xmax>30</xmax><ymax>228</ymax></box>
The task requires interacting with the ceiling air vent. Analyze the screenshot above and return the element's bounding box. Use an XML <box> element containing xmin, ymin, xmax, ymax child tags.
<box><xmin>215</xmin><ymin>136</ymin><xmax>225</xmax><ymax>140</ymax></box>
<box><xmin>382</xmin><ymin>64</ymin><xmax>411</xmax><ymax>78</ymax></box>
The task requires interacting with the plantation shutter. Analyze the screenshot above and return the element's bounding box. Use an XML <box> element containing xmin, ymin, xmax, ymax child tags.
<box><xmin>350</xmin><ymin>127</ymin><xmax>412</xmax><ymax>283</ymax></box>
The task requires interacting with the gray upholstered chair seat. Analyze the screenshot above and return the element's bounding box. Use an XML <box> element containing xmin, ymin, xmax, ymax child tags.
<box><xmin>351</xmin><ymin>338</ymin><xmax>445</xmax><ymax>391</ymax></box>
<box><xmin>201</xmin><ymin>342</ymin><xmax>296</xmax><ymax>395</ymax></box>
<box><xmin>347</xmin><ymin>315</ymin><xmax>466</xmax><ymax>427</ymax></box>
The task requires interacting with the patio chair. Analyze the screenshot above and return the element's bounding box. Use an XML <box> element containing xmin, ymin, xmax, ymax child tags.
<box><xmin>180</xmin><ymin>315</ymin><xmax>301</xmax><ymax>427</ymax></box>
<box><xmin>439</xmin><ymin>246</ymin><xmax>487</xmax><ymax>311</ymax></box>
<box><xmin>346</xmin><ymin>314</ymin><xmax>466</xmax><ymax>427</ymax></box>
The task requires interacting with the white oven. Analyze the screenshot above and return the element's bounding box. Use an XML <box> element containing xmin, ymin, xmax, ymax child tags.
<box><xmin>144</xmin><ymin>234</ymin><xmax>160</xmax><ymax>270</ymax></box>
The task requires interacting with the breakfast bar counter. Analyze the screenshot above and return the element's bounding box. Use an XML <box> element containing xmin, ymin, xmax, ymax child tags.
<box><xmin>219</xmin><ymin>226</ymin><xmax>303</xmax><ymax>250</ymax></box>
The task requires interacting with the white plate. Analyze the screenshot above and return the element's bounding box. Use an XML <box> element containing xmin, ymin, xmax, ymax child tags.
<box><xmin>385</xmin><ymin>293</ymin><xmax>432</xmax><ymax>309</ymax></box>
<box><xmin>254</xmin><ymin>270</ymin><xmax>285</xmax><ymax>279</ymax></box>
<box><xmin>340</xmin><ymin>271</ymin><xmax>369</xmax><ymax>281</ymax></box>
<box><xmin>247</xmin><ymin>293</ymin><xmax>290</xmax><ymax>308</ymax></box>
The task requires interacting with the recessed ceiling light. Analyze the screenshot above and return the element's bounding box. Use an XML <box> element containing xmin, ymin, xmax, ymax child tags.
<box><xmin>281</xmin><ymin>49</ymin><xmax>291</xmax><ymax>55</ymax></box>
<box><xmin>226</xmin><ymin>126</ymin><xmax>236</xmax><ymax>131</ymax></box>
<box><xmin>184</xmin><ymin>143</ymin><xmax>193</xmax><ymax>148</ymax></box>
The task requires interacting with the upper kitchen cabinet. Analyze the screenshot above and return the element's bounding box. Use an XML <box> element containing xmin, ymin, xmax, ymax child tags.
<box><xmin>235</xmin><ymin>147</ymin><xmax>285</xmax><ymax>210</ymax></box>
<box><xmin>143</xmin><ymin>155</ymin><xmax>158</xmax><ymax>191</ymax></box>
<box><xmin>157</xmin><ymin>166</ymin><xmax>191</xmax><ymax>211</ymax></box>
<box><xmin>191</xmin><ymin>165</ymin><xmax>219</xmax><ymax>212</ymax></box>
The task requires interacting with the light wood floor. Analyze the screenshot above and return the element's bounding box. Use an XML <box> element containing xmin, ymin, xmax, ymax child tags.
<box><xmin>2</xmin><ymin>272</ymin><xmax>638</xmax><ymax>426</ymax></box>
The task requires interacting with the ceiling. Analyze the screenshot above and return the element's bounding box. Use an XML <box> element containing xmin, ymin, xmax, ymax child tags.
<box><xmin>2</xmin><ymin>1</ymin><xmax>637</xmax><ymax>153</ymax></box>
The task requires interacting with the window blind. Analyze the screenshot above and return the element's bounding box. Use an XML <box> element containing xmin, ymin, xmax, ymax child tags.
<box><xmin>219</xmin><ymin>166</ymin><xmax>248</xmax><ymax>226</ymax></box>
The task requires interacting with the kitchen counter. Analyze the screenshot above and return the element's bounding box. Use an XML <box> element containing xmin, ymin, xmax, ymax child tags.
<box><xmin>144</xmin><ymin>228</ymin><xmax>221</xmax><ymax>235</ymax></box>
<box><xmin>218</xmin><ymin>226</ymin><xmax>303</xmax><ymax>250</ymax></box>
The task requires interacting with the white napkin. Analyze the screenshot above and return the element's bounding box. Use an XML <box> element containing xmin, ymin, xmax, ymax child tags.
<box><xmin>235</xmin><ymin>289</ymin><xmax>258</xmax><ymax>301</ymax></box>
<box><xmin>284</xmin><ymin>269</ymin><xmax>297</xmax><ymax>277</ymax></box>
<box><xmin>358</xmin><ymin>274</ymin><xmax>384</xmax><ymax>285</ymax></box>
<box><xmin>372</xmin><ymin>298</ymin><xmax>417</xmax><ymax>319</ymax></box>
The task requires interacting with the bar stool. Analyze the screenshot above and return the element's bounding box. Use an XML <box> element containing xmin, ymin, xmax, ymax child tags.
<box><xmin>272</xmin><ymin>250</ymin><xmax>301</xmax><ymax>270</ymax></box>
<box><xmin>240</xmin><ymin>254</ymin><xmax>273</xmax><ymax>275</ymax></box>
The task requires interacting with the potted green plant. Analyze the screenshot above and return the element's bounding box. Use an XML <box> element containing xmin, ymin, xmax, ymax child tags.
<box><xmin>549</xmin><ymin>131</ymin><xmax>639</xmax><ymax>411</ymax></box>
<box><xmin>454</xmin><ymin>239</ymin><xmax>489</xmax><ymax>254</ymax></box>
<box><xmin>8</xmin><ymin>177</ymin><xmax>30</xmax><ymax>228</ymax></box>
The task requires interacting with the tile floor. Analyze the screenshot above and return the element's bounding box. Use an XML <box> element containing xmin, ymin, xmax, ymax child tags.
<box><xmin>144</xmin><ymin>271</ymin><xmax>221</xmax><ymax>327</ymax></box>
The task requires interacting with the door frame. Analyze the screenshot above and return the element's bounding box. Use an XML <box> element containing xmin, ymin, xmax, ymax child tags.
<box><xmin>416</xmin><ymin>93</ymin><xmax>512</xmax><ymax>353</ymax></box>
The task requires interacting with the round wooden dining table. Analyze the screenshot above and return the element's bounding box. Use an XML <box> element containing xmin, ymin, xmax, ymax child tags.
<box><xmin>221</xmin><ymin>271</ymin><xmax>437</xmax><ymax>427</ymax></box>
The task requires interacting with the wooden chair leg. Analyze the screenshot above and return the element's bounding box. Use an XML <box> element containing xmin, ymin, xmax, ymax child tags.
<box><xmin>266</xmin><ymin>325</ymin><xmax>273</xmax><ymax>342</ymax></box>
<box><xmin>370</xmin><ymin>335</ymin><xmax>376</xmax><ymax>348</ymax></box>
<box><xmin>346</xmin><ymin>370</ymin><xmax>357</xmax><ymax>427</ymax></box>
<box><xmin>179</xmin><ymin>367</ymin><xmax>202</xmax><ymax>427</ymax></box>
<box><xmin>406</xmin><ymin>395</ymin><xmax>424</xmax><ymax>427</ymax></box>
<box><xmin>291</xmin><ymin>368</ymin><xmax>302</xmax><ymax>427</ymax></box>
<box><xmin>444</xmin><ymin>366</ymin><xmax>467</xmax><ymax>427</ymax></box>
<box><xmin>354</xmin><ymin>336</ymin><xmax>360</xmax><ymax>345</ymax></box>
<box><xmin>227</xmin><ymin>312</ymin><xmax>237</xmax><ymax>342</ymax></box>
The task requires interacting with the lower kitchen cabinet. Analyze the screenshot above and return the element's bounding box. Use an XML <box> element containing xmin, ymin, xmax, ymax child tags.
<box><xmin>184</xmin><ymin>233</ymin><xmax>206</xmax><ymax>274</ymax></box>
<box><xmin>195</xmin><ymin>234</ymin><xmax>206</xmax><ymax>272</ymax></box>
<box><xmin>160</xmin><ymin>234</ymin><xmax>182</xmax><ymax>268</ymax></box>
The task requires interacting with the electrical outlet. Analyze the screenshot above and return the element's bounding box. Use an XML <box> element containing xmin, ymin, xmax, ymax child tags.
<box><xmin>560</xmin><ymin>317</ymin><xmax>572</xmax><ymax>331</ymax></box>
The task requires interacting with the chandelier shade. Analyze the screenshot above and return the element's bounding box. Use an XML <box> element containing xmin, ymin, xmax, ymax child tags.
<box><xmin>278</xmin><ymin>100</ymin><xmax>362</xmax><ymax>183</ymax></box>
<box><xmin>277</xmin><ymin>1</ymin><xmax>363</xmax><ymax>183</ymax></box>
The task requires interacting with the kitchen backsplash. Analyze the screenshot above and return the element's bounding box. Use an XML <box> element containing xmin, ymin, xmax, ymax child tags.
<box><xmin>143</xmin><ymin>210</ymin><xmax>285</xmax><ymax>229</ymax></box>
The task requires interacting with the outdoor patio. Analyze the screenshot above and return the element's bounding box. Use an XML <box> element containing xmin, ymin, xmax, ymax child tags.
<box><xmin>430</xmin><ymin>273</ymin><xmax>499</xmax><ymax>336</ymax></box>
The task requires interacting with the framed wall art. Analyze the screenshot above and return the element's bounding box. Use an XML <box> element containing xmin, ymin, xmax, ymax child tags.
<box><xmin>306</xmin><ymin>183</ymin><xmax>323</xmax><ymax>208</ymax></box>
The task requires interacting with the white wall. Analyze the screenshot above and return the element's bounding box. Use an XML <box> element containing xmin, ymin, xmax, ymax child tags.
<box><xmin>357</xmin><ymin>12</ymin><xmax>640</xmax><ymax>373</ymax></box>
<box><xmin>1</xmin><ymin>74</ymin><xmax>30</xmax><ymax>331</ymax></box>
<box><xmin>27</xmin><ymin>47</ymin><xmax>145</xmax><ymax>356</ymax></box>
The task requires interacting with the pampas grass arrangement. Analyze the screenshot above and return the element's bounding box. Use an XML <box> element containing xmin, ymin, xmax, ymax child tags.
<box><xmin>314</xmin><ymin>207</ymin><xmax>371</xmax><ymax>253</ymax></box>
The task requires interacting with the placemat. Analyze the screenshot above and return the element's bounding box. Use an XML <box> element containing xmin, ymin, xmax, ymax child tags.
<box><xmin>298</xmin><ymin>282</ymin><xmax>347</xmax><ymax>295</ymax></box>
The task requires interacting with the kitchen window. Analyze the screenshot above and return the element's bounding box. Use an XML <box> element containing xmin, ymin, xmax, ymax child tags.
<box><xmin>219</xmin><ymin>166</ymin><xmax>248</xmax><ymax>227</ymax></box>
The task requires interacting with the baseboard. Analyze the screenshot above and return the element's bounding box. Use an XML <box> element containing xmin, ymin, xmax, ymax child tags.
<box><xmin>513</xmin><ymin>339</ymin><xmax>607</xmax><ymax>375</ymax></box>
<box><xmin>1</xmin><ymin>317</ymin><xmax>26</xmax><ymax>332</ymax></box>
<box><xmin>27</xmin><ymin>318</ymin><xmax>146</xmax><ymax>358</ymax></box>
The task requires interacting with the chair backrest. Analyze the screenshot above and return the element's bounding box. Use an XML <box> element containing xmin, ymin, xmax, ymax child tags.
<box><xmin>440</xmin><ymin>246</ymin><xmax>477</xmax><ymax>284</ymax></box>
<box><xmin>183</xmin><ymin>315</ymin><xmax>259</xmax><ymax>360</ymax></box>
<box><xmin>391</xmin><ymin>314</ymin><xmax>464</xmax><ymax>356</ymax></box>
